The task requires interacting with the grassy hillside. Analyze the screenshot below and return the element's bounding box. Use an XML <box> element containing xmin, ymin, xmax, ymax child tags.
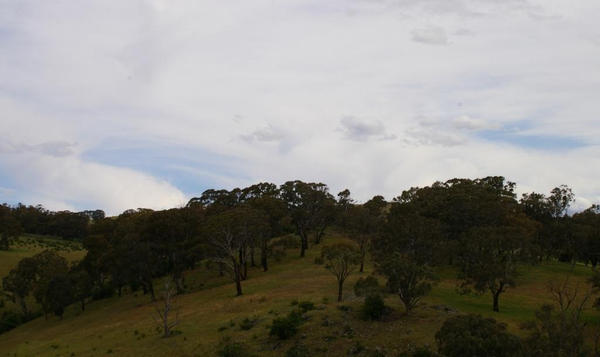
<box><xmin>0</xmin><ymin>234</ymin><xmax>598</xmax><ymax>356</ymax></box>
<box><xmin>0</xmin><ymin>235</ymin><xmax>84</xmax><ymax>279</ymax></box>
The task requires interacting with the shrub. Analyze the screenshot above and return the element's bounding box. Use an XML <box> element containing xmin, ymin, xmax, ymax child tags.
<box><xmin>239</xmin><ymin>316</ymin><xmax>259</xmax><ymax>331</ymax></box>
<box><xmin>297</xmin><ymin>301</ymin><xmax>315</xmax><ymax>313</ymax></box>
<box><xmin>436</xmin><ymin>314</ymin><xmax>522</xmax><ymax>357</ymax></box>
<box><xmin>269</xmin><ymin>310</ymin><xmax>303</xmax><ymax>340</ymax></box>
<box><xmin>354</xmin><ymin>276</ymin><xmax>382</xmax><ymax>297</ymax></box>
<box><xmin>217</xmin><ymin>337</ymin><xmax>255</xmax><ymax>357</ymax></box>
<box><xmin>360</xmin><ymin>294</ymin><xmax>387</xmax><ymax>320</ymax></box>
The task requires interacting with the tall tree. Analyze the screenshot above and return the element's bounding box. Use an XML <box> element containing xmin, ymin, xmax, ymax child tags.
<box><xmin>345</xmin><ymin>205</ymin><xmax>379</xmax><ymax>272</ymax></box>
<box><xmin>321</xmin><ymin>242</ymin><xmax>361</xmax><ymax>302</ymax></box>
<box><xmin>458</xmin><ymin>213</ymin><xmax>536</xmax><ymax>312</ymax></box>
<box><xmin>280</xmin><ymin>181</ymin><xmax>335</xmax><ymax>257</ymax></box>
<box><xmin>205</xmin><ymin>207</ymin><xmax>268</xmax><ymax>296</ymax></box>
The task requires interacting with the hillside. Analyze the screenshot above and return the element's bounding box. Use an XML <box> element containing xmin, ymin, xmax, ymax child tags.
<box><xmin>1</xmin><ymin>233</ymin><xmax>598</xmax><ymax>357</ymax></box>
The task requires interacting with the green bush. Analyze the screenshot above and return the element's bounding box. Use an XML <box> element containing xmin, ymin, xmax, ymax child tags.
<box><xmin>436</xmin><ymin>314</ymin><xmax>522</xmax><ymax>357</ymax></box>
<box><xmin>269</xmin><ymin>310</ymin><xmax>303</xmax><ymax>340</ymax></box>
<box><xmin>360</xmin><ymin>294</ymin><xmax>387</xmax><ymax>320</ymax></box>
<box><xmin>354</xmin><ymin>276</ymin><xmax>382</xmax><ymax>297</ymax></box>
<box><xmin>297</xmin><ymin>301</ymin><xmax>315</xmax><ymax>313</ymax></box>
<box><xmin>239</xmin><ymin>316</ymin><xmax>259</xmax><ymax>331</ymax></box>
<box><xmin>217</xmin><ymin>337</ymin><xmax>255</xmax><ymax>357</ymax></box>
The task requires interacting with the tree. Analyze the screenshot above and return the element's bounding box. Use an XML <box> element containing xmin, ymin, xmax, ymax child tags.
<box><xmin>320</xmin><ymin>242</ymin><xmax>360</xmax><ymax>302</ymax></box>
<box><xmin>345</xmin><ymin>205</ymin><xmax>380</xmax><ymax>272</ymax></box>
<box><xmin>205</xmin><ymin>207</ymin><xmax>267</xmax><ymax>296</ymax></box>
<box><xmin>30</xmin><ymin>250</ymin><xmax>70</xmax><ymax>318</ymax></box>
<box><xmin>145</xmin><ymin>208</ymin><xmax>203</xmax><ymax>293</ymax></box>
<box><xmin>45</xmin><ymin>273</ymin><xmax>73</xmax><ymax>319</ymax></box>
<box><xmin>458</xmin><ymin>219</ymin><xmax>535</xmax><ymax>312</ymax></box>
<box><xmin>2</xmin><ymin>257</ymin><xmax>37</xmax><ymax>316</ymax></box>
<box><xmin>435</xmin><ymin>314</ymin><xmax>523</xmax><ymax>357</ymax></box>
<box><xmin>378</xmin><ymin>253</ymin><xmax>436</xmax><ymax>313</ymax></box>
<box><xmin>153</xmin><ymin>279</ymin><xmax>179</xmax><ymax>338</ymax></box>
<box><xmin>573</xmin><ymin>205</ymin><xmax>600</xmax><ymax>267</ymax></box>
<box><xmin>521</xmin><ymin>274</ymin><xmax>591</xmax><ymax>357</ymax></box>
<box><xmin>242</xmin><ymin>184</ymin><xmax>287</xmax><ymax>272</ymax></box>
<box><xmin>280</xmin><ymin>181</ymin><xmax>335</xmax><ymax>257</ymax></box>
<box><xmin>0</xmin><ymin>205</ymin><xmax>23</xmax><ymax>250</ymax></box>
<box><xmin>69</xmin><ymin>263</ymin><xmax>93</xmax><ymax>311</ymax></box>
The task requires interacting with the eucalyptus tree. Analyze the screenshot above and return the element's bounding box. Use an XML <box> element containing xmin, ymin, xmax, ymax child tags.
<box><xmin>321</xmin><ymin>242</ymin><xmax>361</xmax><ymax>302</ymax></box>
<box><xmin>280</xmin><ymin>180</ymin><xmax>336</xmax><ymax>257</ymax></box>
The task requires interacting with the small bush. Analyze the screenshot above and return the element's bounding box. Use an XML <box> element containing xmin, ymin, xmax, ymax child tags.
<box><xmin>337</xmin><ymin>305</ymin><xmax>352</xmax><ymax>312</ymax></box>
<box><xmin>354</xmin><ymin>276</ymin><xmax>382</xmax><ymax>297</ymax></box>
<box><xmin>270</xmin><ymin>310</ymin><xmax>303</xmax><ymax>340</ymax></box>
<box><xmin>360</xmin><ymin>295</ymin><xmax>387</xmax><ymax>320</ymax></box>
<box><xmin>217</xmin><ymin>337</ymin><xmax>255</xmax><ymax>357</ymax></box>
<box><xmin>239</xmin><ymin>316</ymin><xmax>259</xmax><ymax>331</ymax></box>
<box><xmin>298</xmin><ymin>301</ymin><xmax>315</xmax><ymax>313</ymax></box>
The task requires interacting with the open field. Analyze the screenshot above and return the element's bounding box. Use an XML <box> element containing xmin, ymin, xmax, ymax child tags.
<box><xmin>0</xmin><ymin>234</ymin><xmax>598</xmax><ymax>356</ymax></box>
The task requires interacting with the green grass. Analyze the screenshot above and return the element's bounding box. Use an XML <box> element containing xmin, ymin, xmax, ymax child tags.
<box><xmin>0</xmin><ymin>234</ymin><xmax>599</xmax><ymax>356</ymax></box>
<box><xmin>0</xmin><ymin>234</ymin><xmax>84</xmax><ymax>279</ymax></box>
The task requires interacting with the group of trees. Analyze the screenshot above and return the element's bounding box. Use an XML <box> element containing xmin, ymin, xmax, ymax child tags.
<box><xmin>2</xmin><ymin>250</ymin><xmax>79</xmax><ymax>320</ymax></box>
<box><xmin>366</xmin><ymin>177</ymin><xmax>600</xmax><ymax>313</ymax></box>
<box><xmin>1</xmin><ymin>180</ymin><xmax>352</xmax><ymax>325</ymax></box>
<box><xmin>0</xmin><ymin>203</ymin><xmax>101</xmax><ymax>248</ymax></box>
<box><xmin>2</xmin><ymin>176</ymin><xmax>600</xmax><ymax>341</ymax></box>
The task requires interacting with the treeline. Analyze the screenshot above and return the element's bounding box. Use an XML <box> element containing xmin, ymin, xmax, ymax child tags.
<box><xmin>2</xmin><ymin>177</ymin><xmax>600</xmax><ymax>336</ymax></box>
<box><xmin>0</xmin><ymin>203</ymin><xmax>104</xmax><ymax>248</ymax></box>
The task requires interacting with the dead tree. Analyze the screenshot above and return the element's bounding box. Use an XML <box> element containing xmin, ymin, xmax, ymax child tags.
<box><xmin>153</xmin><ymin>279</ymin><xmax>179</xmax><ymax>338</ymax></box>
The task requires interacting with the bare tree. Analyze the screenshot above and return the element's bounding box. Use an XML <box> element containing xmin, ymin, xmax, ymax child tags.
<box><xmin>153</xmin><ymin>279</ymin><xmax>179</xmax><ymax>338</ymax></box>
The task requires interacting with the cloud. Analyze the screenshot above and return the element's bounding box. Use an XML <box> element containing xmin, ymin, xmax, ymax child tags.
<box><xmin>0</xmin><ymin>152</ymin><xmax>186</xmax><ymax>215</ymax></box>
<box><xmin>339</xmin><ymin>116</ymin><xmax>397</xmax><ymax>141</ymax></box>
<box><xmin>241</xmin><ymin>125</ymin><xmax>286</xmax><ymax>143</ymax></box>
<box><xmin>0</xmin><ymin>0</ymin><xmax>600</xmax><ymax>212</ymax></box>
<box><xmin>0</xmin><ymin>141</ymin><xmax>77</xmax><ymax>157</ymax></box>
<box><xmin>411</xmin><ymin>26</ymin><xmax>448</xmax><ymax>45</ymax></box>
<box><xmin>452</xmin><ymin>115</ymin><xmax>499</xmax><ymax>131</ymax></box>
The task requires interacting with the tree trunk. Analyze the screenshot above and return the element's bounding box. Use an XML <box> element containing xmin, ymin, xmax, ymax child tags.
<box><xmin>234</xmin><ymin>264</ymin><xmax>243</xmax><ymax>296</ymax></box>
<box><xmin>337</xmin><ymin>279</ymin><xmax>344</xmax><ymax>302</ymax></box>
<box><xmin>250</xmin><ymin>246</ymin><xmax>256</xmax><ymax>267</ymax></box>
<box><xmin>360</xmin><ymin>259</ymin><xmax>364</xmax><ymax>273</ymax></box>
<box><xmin>300</xmin><ymin>233</ymin><xmax>308</xmax><ymax>257</ymax></box>
<box><xmin>492</xmin><ymin>290</ymin><xmax>500</xmax><ymax>312</ymax></box>
<box><xmin>261</xmin><ymin>245</ymin><xmax>268</xmax><ymax>272</ymax></box>
<box><xmin>80</xmin><ymin>299</ymin><xmax>85</xmax><ymax>312</ymax></box>
<box><xmin>174</xmin><ymin>272</ymin><xmax>185</xmax><ymax>294</ymax></box>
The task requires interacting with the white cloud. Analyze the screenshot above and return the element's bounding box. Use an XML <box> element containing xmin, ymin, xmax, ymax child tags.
<box><xmin>0</xmin><ymin>0</ymin><xmax>599</xmax><ymax>211</ymax></box>
<box><xmin>0</xmin><ymin>152</ymin><xmax>186</xmax><ymax>215</ymax></box>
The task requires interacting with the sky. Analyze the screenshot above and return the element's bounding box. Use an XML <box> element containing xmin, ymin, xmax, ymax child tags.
<box><xmin>1</xmin><ymin>0</ymin><xmax>599</xmax><ymax>215</ymax></box>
